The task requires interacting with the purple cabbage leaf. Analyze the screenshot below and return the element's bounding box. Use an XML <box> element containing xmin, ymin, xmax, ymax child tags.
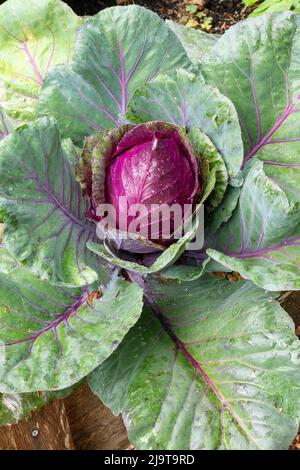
<box><xmin>81</xmin><ymin>121</ymin><xmax>217</xmax><ymax>274</ymax></box>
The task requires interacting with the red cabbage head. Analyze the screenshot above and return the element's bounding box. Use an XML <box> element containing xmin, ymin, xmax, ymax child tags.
<box><xmin>78</xmin><ymin>122</ymin><xmax>202</xmax><ymax>253</ymax></box>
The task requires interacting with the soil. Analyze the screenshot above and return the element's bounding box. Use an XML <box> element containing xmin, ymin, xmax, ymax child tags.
<box><xmin>66</xmin><ymin>0</ymin><xmax>259</xmax><ymax>34</ymax></box>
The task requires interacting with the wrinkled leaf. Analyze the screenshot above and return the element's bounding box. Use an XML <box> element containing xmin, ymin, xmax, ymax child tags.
<box><xmin>167</xmin><ymin>20</ymin><xmax>220</xmax><ymax>64</ymax></box>
<box><xmin>89</xmin><ymin>276</ymin><xmax>300</xmax><ymax>450</ymax></box>
<box><xmin>128</xmin><ymin>69</ymin><xmax>243</xmax><ymax>178</ymax></box>
<box><xmin>201</xmin><ymin>12</ymin><xmax>300</xmax><ymax>289</ymax></box>
<box><xmin>189</xmin><ymin>127</ymin><xmax>228</xmax><ymax>209</ymax></box>
<box><xmin>38</xmin><ymin>5</ymin><xmax>192</xmax><ymax>143</ymax></box>
<box><xmin>0</xmin><ymin>117</ymin><xmax>107</xmax><ymax>286</ymax></box>
<box><xmin>0</xmin><ymin>0</ymin><xmax>81</xmax><ymax>123</ymax></box>
<box><xmin>0</xmin><ymin>249</ymin><xmax>144</xmax><ymax>392</ymax></box>
<box><xmin>207</xmin><ymin>160</ymin><xmax>300</xmax><ymax>291</ymax></box>
<box><xmin>202</xmin><ymin>12</ymin><xmax>300</xmax><ymax>204</ymax></box>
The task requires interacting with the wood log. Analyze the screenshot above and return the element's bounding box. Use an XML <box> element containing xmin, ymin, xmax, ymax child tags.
<box><xmin>63</xmin><ymin>384</ymin><xmax>131</xmax><ymax>450</ymax></box>
<box><xmin>0</xmin><ymin>399</ymin><xmax>74</xmax><ymax>450</ymax></box>
<box><xmin>279</xmin><ymin>291</ymin><xmax>300</xmax><ymax>327</ymax></box>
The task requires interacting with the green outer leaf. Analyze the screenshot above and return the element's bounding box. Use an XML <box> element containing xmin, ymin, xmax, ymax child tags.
<box><xmin>0</xmin><ymin>251</ymin><xmax>144</xmax><ymax>392</ymax></box>
<box><xmin>37</xmin><ymin>5</ymin><xmax>192</xmax><ymax>143</ymax></box>
<box><xmin>77</xmin><ymin>125</ymin><xmax>133</xmax><ymax>206</ymax></box>
<box><xmin>189</xmin><ymin>127</ymin><xmax>228</xmax><ymax>210</ymax></box>
<box><xmin>0</xmin><ymin>117</ymin><xmax>108</xmax><ymax>286</ymax></box>
<box><xmin>0</xmin><ymin>0</ymin><xmax>81</xmax><ymax>123</ymax></box>
<box><xmin>0</xmin><ymin>383</ymin><xmax>78</xmax><ymax>426</ymax></box>
<box><xmin>159</xmin><ymin>257</ymin><xmax>211</xmax><ymax>281</ymax></box>
<box><xmin>87</xmin><ymin>170</ymin><xmax>216</xmax><ymax>275</ymax></box>
<box><xmin>207</xmin><ymin>159</ymin><xmax>300</xmax><ymax>291</ymax></box>
<box><xmin>205</xmin><ymin>185</ymin><xmax>241</xmax><ymax>238</ymax></box>
<box><xmin>89</xmin><ymin>276</ymin><xmax>300</xmax><ymax>450</ymax></box>
<box><xmin>204</xmin><ymin>259</ymin><xmax>232</xmax><ymax>273</ymax></box>
<box><xmin>166</xmin><ymin>20</ymin><xmax>221</xmax><ymax>64</ymax></box>
<box><xmin>127</xmin><ymin>69</ymin><xmax>243</xmax><ymax>178</ymax></box>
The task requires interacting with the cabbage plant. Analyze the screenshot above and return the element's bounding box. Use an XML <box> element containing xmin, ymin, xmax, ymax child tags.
<box><xmin>0</xmin><ymin>0</ymin><xmax>300</xmax><ymax>450</ymax></box>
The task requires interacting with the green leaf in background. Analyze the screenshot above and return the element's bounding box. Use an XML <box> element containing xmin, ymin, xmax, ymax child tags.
<box><xmin>245</xmin><ymin>0</ymin><xmax>300</xmax><ymax>16</ymax></box>
<box><xmin>0</xmin><ymin>249</ymin><xmax>144</xmax><ymax>392</ymax></box>
<box><xmin>37</xmin><ymin>5</ymin><xmax>192</xmax><ymax>143</ymax></box>
<box><xmin>166</xmin><ymin>20</ymin><xmax>221</xmax><ymax>64</ymax></box>
<box><xmin>89</xmin><ymin>275</ymin><xmax>300</xmax><ymax>450</ymax></box>
<box><xmin>208</xmin><ymin>160</ymin><xmax>300</xmax><ymax>291</ymax></box>
<box><xmin>127</xmin><ymin>69</ymin><xmax>243</xmax><ymax>179</ymax></box>
<box><xmin>0</xmin><ymin>0</ymin><xmax>81</xmax><ymax>123</ymax></box>
<box><xmin>0</xmin><ymin>117</ymin><xmax>107</xmax><ymax>286</ymax></box>
<box><xmin>201</xmin><ymin>12</ymin><xmax>300</xmax><ymax>289</ymax></box>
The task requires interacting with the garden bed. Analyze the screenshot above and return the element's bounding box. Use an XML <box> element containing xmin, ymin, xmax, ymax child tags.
<box><xmin>0</xmin><ymin>0</ymin><xmax>300</xmax><ymax>452</ymax></box>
